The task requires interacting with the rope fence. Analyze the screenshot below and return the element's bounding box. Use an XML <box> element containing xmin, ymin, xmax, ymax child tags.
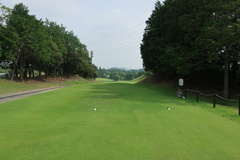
<box><xmin>181</xmin><ymin>89</ymin><xmax>240</xmax><ymax>115</ymax></box>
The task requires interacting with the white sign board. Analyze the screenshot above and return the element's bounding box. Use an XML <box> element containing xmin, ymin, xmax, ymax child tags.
<box><xmin>179</xmin><ymin>78</ymin><xmax>184</xmax><ymax>86</ymax></box>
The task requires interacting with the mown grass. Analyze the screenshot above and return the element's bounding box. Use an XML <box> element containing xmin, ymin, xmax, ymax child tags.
<box><xmin>0</xmin><ymin>80</ymin><xmax>240</xmax><ymax>159</ymax></box>
<box><xmin>96</xmin><ymin>78</ymin><xmax>114</xmax><ymax>82</ymax></box>
<box><xmin>131</xmin><ymin>75</ymin><xmax>147</xmax><ymax>83</ymax></box>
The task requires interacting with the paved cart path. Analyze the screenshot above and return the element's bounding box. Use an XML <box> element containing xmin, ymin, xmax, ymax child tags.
<box><xmin>0</xmin><ymin>86</ymin><xmax>66</xmax><ymax>103</ymax></box>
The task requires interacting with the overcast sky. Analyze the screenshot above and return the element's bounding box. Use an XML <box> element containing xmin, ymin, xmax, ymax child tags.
<box><xmin>1</xmin><ymin>0</ymin><xmax>161</xmax><ymax>69</ymax></box>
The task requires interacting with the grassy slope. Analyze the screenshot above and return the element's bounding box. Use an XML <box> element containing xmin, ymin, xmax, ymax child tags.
<box><xmin>0</xmin><ymin>77</ymin><xmax>86</xmax><ymax>95</ymax></box>
<box><xmin>0</xmin><ymin>80</ymin><xmax>240</xmax><ymax>159</ymax></box>
<box><xmin>131</xmin><ymin>75</ymin><xmax>147</xmax><ymax>83</ymax></box>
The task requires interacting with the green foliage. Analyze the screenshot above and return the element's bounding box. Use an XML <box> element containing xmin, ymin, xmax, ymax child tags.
<box><xmin>97</xmin><ymin>67</ymin><xmax>145</xmax><ymax>81</ymax></box>
<box><xmin>0</xmin><ymin>3</ymin><xmax>96</xmax><ymax>80</ymax></box>
<box><xmin>0</xmin><ymin>3</ymin><xmax>11</xmax><ymax>27</ymax></box>
<box><xmin>141</xmin><ymin>0</ymin><xmax>240</xmax><ymax>95</ymax></box>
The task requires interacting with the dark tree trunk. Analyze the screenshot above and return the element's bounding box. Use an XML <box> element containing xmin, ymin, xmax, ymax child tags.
<box><xmin>39</xmin><ymin>70</ymin><xmax>41</xmax><ymax>77</ymax></box>
<box><xmin>62</xmin><ymin>63</ymin><xmax>64</xmax><ymax>77</ymax></box>
<box><xmin>45</xmin><ymin>68</ymin><xmax>48</xmax><ymax>79</ymax></box>
<box><xmin>32</xmin><ymin>68</ymin><xmax>35</xmax><ymax>78</ymax></box>
<box><xmin>18</xmin><ymin>48</ymin><xmax>25</xmax><ymax>81</ymax></box>
<box><xmin>11</xmin><ymin>62</ymin><xmax>17</xmax><ymax>80</ymax></box>
<box><xmin>11</xmin><ymin>50</ymin><xmax>21</xmax><ymax>80</ymax></box>
<box><xmin>20</xmin><ymin>54</ymin><xmax>24</xmax><ymax>81</ymax></box>
<box><xmin>24</xmin><ymin>68</ymin><xmax>27</xmax><ymax>78</ymax></box>
<box><xmin>223</xmin><ymin>52</ymin><xmax>229</xmax><ymax>98</ymax></box>
<box><xmin>15</xmin><ymin>68</ymin><xmax>18</xmax><ymax>78</ymax></box>
<box><xmin>28</xmin><ymin>65</ymin><xmax>32</xmax><ymax>78</ymax></box>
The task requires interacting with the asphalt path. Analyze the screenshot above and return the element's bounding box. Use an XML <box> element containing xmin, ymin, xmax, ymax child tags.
<box><xmin>0</xmin><ymin>86</ymin><xmax>66</xmax><ymax>103</ymax></box>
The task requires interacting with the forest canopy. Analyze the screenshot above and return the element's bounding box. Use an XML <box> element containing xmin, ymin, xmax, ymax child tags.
<box><xmin>0</xmin><ymin>3</ymin><xmax>97</xmax><ymax>80</ymax></box>
<box><xmin>141</xmin><ymin>0</ymin><xmax>240</xmax><ymax>97</ymax></box>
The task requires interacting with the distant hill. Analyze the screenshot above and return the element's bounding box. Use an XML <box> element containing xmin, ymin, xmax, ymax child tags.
<box><xmin>97</xmin><ymin>67</ymin><xmax>146</xmax><ymax>81</ymax></box>
<box><xmin>107</xmin><ymin>67</ymin><xmax>144</xmax><ymax>72</ymax></box>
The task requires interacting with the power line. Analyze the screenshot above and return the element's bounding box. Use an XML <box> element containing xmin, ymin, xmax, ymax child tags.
<box><xmin>89</xmin><ymin>30</ymin><xmax>143</xmax><ymax>48</ymax></box>
<box><xmin>93</xmin><ymin>40</ymin><xmax>141</xmax><ymax>56</ymax></box>
<box><xmin>90</xmin><ymin>39</ymin><xmax>141</xmax><ymax>57</ymax></box>
<box><xmin>90</xmin><ymin>37</ymin><xmax>142</xmax><ymax>51</ymax></box>
<box><xmin>88</xmin><ymin>22</ymin><xmax>145</xmax><ymax>58</ymax></box>
<box><xmin>94</xmin><ymin>46</ymin><xmax>139</xmax><ymax>57</ymax></box>
<box><xmin>88</xmin><ymin>30</ymin><xmax>143</xmax><ymax>55</ymax></box>
<box><xmin>86</xmin><ymin>22</ymin><xmax>145</xmax><ymax>44</ymax></box>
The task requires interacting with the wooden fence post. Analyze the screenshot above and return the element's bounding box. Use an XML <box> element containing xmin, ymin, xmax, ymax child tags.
<box><xmin>238</xmin><ymin>96</ymin><xmax>240</xmax><ymax>116</ymax></box>
<box><xmin>213</xmin><ymin>95</ymin><xmax>216</xmax><ymax>108</ymax></box>
<box><xmin>196</xmin><ymin>92</ymin><xmax>199</xmax><ymax>102</ymax></box>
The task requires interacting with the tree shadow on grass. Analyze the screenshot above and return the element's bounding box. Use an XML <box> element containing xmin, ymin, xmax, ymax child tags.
<box><xmin>88</xmin><ymin>82</ymin><xmax>183</xmax><ymax>108</ymax></box>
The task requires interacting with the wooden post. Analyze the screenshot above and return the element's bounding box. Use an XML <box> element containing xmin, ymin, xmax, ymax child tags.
<box><xmin>213</xmin><ymin>95</ymin><xmax>216</xmax><ymax>108</ymax></box>
<box><xmin>184</xmin><ymin>89</ymin><xmax>187</xmax><ymax>98</ymax></box>
<box><xmin>196</xmin><ymin>92</ymin><xmax>199</xmax><ymax>102</ymax></box>
<box><xmin>238</xmin><ymin>96</ymin><xmax>240</xmax><ymax>116</ymax></box>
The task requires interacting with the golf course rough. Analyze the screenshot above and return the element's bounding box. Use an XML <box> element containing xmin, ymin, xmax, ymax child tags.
<box><xmin>0</xmin><ymin>81</ymin><xmax>240</xmax><ymax>160</ymax></box>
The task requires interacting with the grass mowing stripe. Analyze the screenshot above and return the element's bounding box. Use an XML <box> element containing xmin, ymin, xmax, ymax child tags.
<box><xmin>0</xmin><ymin>81</ymin><xmax>240</xmax><ymax>159</ymax></box>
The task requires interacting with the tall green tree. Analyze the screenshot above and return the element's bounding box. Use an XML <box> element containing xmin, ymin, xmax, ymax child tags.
<box><xmin>44</xmin><ymin>20</ymin><xmax>66</xmax><ymax>76</ymax></box>
<box><xmin>141</xmin><ymin>0</ymin><xmax>240</xmax><ymax>97</ymax></box>
<box><xmin>1</xmin><ymin>3</ymin><xmax>40</xmax><ymax>80</ymax></box>
<box><xmin>205</xmin><ymin>0</ymin><xmax>240</xmax><ymax>98</ymax></box>
<box><xmin>179</xmin><ymin>0</ymin><xmax>240</xmax><ymax>97</ymax></box>
<box><xmin>0</xmin><ymin>3</ymin><xmax>11</xmax><ymax>62</ymax></box>
<box><xmin>0</xmin><ymin>2</ymin><xmax>97</xmax><ymax>80</ymax></box>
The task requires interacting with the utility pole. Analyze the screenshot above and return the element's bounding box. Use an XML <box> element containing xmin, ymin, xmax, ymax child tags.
<box><xmin>90</xmin><ymin>51</ymin><xmax>93</xmax><ymax>63</ymax></box>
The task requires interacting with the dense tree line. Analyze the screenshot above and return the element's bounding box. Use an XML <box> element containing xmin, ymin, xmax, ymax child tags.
<box><xmin>141</xmin><ymin>0</ymin><xmax>240</xmax><ymax>97</ymax></box>
<box><xmin>0</xmin><ymin>3</ymin><xmax>97</xmax><ymax>80</ymax></box>
<box><xmin>97</xmin><ymin>67</ymin><xmax>146</xmax><ymax>81</ymax></box>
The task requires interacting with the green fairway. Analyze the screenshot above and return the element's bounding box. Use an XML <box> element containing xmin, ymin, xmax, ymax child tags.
<box><xmin>0</xmin><ymin>81</ymin><xmax>240</xmax><ymax>159</ymax></box>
